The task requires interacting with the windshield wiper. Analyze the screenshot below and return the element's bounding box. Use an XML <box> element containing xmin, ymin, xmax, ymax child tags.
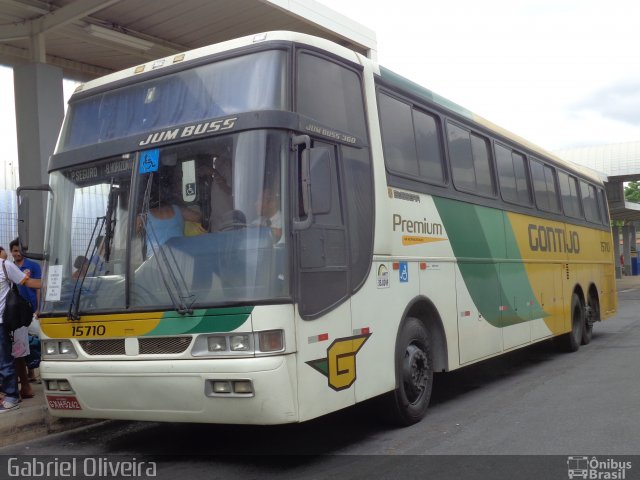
<box><xmin>68</xmin><ymin>179</ymin><xmax>118</xmax><ymax>320</ymax></box>
<box><xmin>140</xmin><ymin>174</ymin><xmax>195</xmax><ymax>315</ymax></box>
<box><xmin>103</xmin><ymin>179</ymin><xmax>118</xmax><ymax>264</ymax></box>
<box><xmin>68</xmin><ymin>216</ymin><xmax>104</xmax><ymax>320</ymax></box>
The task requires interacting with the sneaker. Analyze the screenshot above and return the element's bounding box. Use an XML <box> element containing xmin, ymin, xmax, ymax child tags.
<box><xmin>0</xmin><ymin>400</ymin><xmax>20</xmax><ymax>413</ymax></box>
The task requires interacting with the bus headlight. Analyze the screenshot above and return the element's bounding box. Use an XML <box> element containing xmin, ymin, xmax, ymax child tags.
<box><xmin>59</xmin><ymin>340</ymin><xmax>75</xmax><ymax>355</ymax></box>
<box><xmin>230</xmin><ymin>334</ymin><xmax>250</xmax><ymax>351</ymax></box>
<box><xmin>207</xmin><ymin>336</ymin><xmax>227</xmax><ymax>352</ymax></box>
<box><xmin>192</xmin><ymin>330</ymin><xmax>285</xmax><ymax>357</ymax></box>
<box><xmin>43</xmin><ymin>340</ymin><xmax>78</xmax><ymax>359</ymax></box>
<box><xmin>44</xmin><ymin>341</ymin><xmax>59</xmax><ymax>355</ymax></box>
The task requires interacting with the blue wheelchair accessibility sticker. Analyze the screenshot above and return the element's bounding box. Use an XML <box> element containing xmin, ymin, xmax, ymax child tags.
<box><xmin>399</xmin><ymin>261</ymin><xmax>409</xmax><ymax>283</ymax></box>
<box><xmin>140</xmin><ymin>148</ymin><xmax>160</xmax><ymax>173</ymax></box>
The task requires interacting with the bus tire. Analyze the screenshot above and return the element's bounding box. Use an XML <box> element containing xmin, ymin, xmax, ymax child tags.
<box><xmin>384</xmin><ymin>317</ymin><xmax>433</xmax><ymax>426</ymax></box>
<box><xmin>558</xmin><ymin>293</ymin><xmax>584</xmax><ymax>352</ymax></box>
<box><xmin>583</xmin><ymin>292</ymin><xmax>599</xmax><ymax>345</ymax></box>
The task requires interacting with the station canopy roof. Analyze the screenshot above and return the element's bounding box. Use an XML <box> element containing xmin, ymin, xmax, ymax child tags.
<box><xmin>557</xmin><ymin>141</ymin><xmax>640</xmax><ymax>222</ymax></box>
<box><xmin>0</xmin><ymin>0</ymin><xmax>376</xmax><ymax>81</ymax></box>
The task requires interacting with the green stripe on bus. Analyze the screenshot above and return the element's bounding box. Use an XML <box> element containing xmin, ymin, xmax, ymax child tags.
<box><xmin>433</xmin><ymin>197</ymin><xmax>547</xmax><ymax>327</ymax></box>
<box><xmin>146</xmin><ymin>307</ymin><xmax>253</xmax><ymax>335</ymax></box>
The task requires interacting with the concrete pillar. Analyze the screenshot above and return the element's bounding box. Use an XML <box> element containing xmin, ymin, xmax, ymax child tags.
<box><xmin>622</xmin><ymin>225</ymin><xmax>631</xmax><ymax>276</ymax></box>
<box><xmin>612</xmin><ymin>225</ymin><xmax>621</xmax><ymax>279</ymax></box>
<box><xmin>13</xmin><ymin>62</ymin><xmax>64</xmax><ymax>253</ymax></box>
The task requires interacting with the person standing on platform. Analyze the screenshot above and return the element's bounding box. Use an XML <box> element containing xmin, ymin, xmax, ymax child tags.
<box><xmin>0</xmin><ymin>253</ymin><xmax>41</xmax><ymax>412</ymax></box>
<box><xmin>9</xmin><ymin>239</ymin><xmax>41</xmax><ymax>400</ymax></box>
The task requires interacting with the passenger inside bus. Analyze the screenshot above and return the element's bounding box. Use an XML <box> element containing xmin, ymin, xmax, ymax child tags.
<box><xmin>252</xmin><ymin>187</ymin><xmax>282</xmax><ymax>243</ymax></box>
<box><xmin>71</xmin><ymin>255</ymin><xmax>89</xmax><ymax>279</ymax></box>
<box><xmin>137</xmin><ymin>172</ymin><xmax>201</xmax><ymax>257</ymax></box>
<box><xmin>197</xmin><ymin>153</ymin><xmax>234</xmax><ymax>232</ymax></box>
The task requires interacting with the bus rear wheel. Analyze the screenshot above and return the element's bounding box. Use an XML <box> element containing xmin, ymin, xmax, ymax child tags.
<box><xmin>558</xmin><ymin>293</ymin><xmax>584</xmax><ymax>352</ymax></box>
<box><xmin>384</xmin><ymin>317</ymin><xmax>433</xmax><ymax>426</ymax></box>
<box><xmin>583</xmin><ymin>293</ymin><xmax>599</xmax><ymax>345</ymax></box>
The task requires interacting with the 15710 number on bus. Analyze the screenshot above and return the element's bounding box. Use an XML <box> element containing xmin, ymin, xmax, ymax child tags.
<box><xmin>71</xmin><ymin>325</ymin><xmax>106</xmax><ymax>337</ymax></box>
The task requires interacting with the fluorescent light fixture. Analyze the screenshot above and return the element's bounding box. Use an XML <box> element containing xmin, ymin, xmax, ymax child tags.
<box><xmin>85</xmin><ymin>24</ymin><xmax>154</xmax><ymax>51</ymax></box>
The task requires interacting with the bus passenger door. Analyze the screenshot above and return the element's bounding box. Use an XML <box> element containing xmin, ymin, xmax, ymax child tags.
<box><xmin>292</xmin><ymin>139</ymin><xmax>354</xmax><ymax>421</ymax></box>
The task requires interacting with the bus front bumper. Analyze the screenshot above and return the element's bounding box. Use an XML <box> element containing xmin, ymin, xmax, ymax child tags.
<box><xmin>41</xmin><ymin>355</ymin><xmax>298</xmax><ymax>425</ymax></box>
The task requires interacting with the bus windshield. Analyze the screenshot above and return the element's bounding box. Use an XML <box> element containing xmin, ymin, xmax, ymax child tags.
<box><xmin>57</xmin><ymin>49</ymin><xmax>288</xmax><ymax>152</ymax></box>
<box><xmin>42</xmin><ymin>129</ymin><xmax>289</xmax><ymax>315</ymax></box>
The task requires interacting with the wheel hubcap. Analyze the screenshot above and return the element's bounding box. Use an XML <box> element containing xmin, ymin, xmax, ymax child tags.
<box><xmin>403</xmin><ymin>344</ymin><xmax>428</xmax><ymax>403</ymax></box>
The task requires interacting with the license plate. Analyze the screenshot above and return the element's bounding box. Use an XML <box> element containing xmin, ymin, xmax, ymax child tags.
<box><xmin>46</xmin><ymin>395</ymin><xmax>82</xmax><ymax>410</ymax></box>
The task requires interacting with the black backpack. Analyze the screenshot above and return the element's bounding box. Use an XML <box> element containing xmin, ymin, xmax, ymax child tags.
<box><xmin>2</xmin><ymin>260</ymin><xmax>34</xmax><ymax>333</ymax></box>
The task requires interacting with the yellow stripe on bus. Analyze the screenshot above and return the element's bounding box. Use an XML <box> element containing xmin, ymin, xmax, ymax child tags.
<box><xmin>41</xmin><ymin>313</ymin><xmax>163</xmax><ymax>339</ymax></box>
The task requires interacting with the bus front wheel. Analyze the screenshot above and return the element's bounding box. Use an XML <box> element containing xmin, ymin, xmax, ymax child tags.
<box><xmin>384</xmin><ymin>317</ymin><xmax>433</xmax><ymax>426</ymax></box>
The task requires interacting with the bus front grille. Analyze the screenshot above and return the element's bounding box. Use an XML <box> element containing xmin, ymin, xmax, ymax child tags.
<box><xmin>79</xmin><ymin>336</ymin><xmax>192</xmax><ymax>356</ymax></box>
<box><xmin>139</xmin><ymin>336</ymin><xmax>192</xmax><ymax>354</ymax></box>
<box><xmin>79</xmin><ymin>339</ymin><xmax>126</xmax><ymax>356</ymax></box>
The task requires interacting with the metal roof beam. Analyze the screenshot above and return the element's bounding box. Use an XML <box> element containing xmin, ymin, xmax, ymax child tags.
<box><xmin>0</xmin><ymin>0</ymin><xmax>122</xmax><ymax>40</ymax></box>
<box><xmin>36</xmin><ymin>0</ymin><xmax>123</xmax><ymax>33</ymax></box>
<box><xmin>0</xmin><ymin>42</ymin><xmax>112</xmax><ymax>79</ymax></box>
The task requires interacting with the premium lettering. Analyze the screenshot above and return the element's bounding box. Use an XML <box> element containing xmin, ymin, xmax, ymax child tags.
<box><xmin>393</xmin><ymin>214</ymin><xmax>443</xmax><ymax>236</ymax></box>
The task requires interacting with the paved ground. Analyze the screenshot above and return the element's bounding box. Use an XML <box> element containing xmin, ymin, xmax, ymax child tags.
<box><xmin>1</xmin><ymin>274</ymin><xmax>639</xmax><ymax>450</ymax></box>
<box><xmin>0</xmin><ymin>370</ymin><xmax>95</xmax><ymax>447</ymax></box>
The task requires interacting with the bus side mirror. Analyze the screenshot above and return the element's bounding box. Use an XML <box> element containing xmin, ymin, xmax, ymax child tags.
<box><xmin>17</xmin><ymin>196</ymin><xmax>29</xmax><ymax>250</ymax></box>
<box><xmin>16</xmin><ymin>184</ymin><xmax>52</xmax><ymax>261</ymax></box>
<box><xmin>292</xmin><ymin>135</ymin><xmax>334</xmax><ymax>231</ymax></box>
<box><xmin>309</xmin><ymin>147</ymin><xmax>332</xmax><ymax>215</ymax></box>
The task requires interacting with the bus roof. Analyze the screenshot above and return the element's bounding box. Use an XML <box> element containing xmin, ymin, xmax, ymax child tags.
<box><xmin>71</xmin><ymin>30</ymin><xmax>603</xmax><ymax>185</ymax></box>
<box><xmin>376</xmin><ymin>66</ymin><xmax>604</xmax><ymax>184</ymax></box>
<box><xmin>71</xmin><ymin>31</ymin><xmax>362</xmax><ymax>96</ymax></box>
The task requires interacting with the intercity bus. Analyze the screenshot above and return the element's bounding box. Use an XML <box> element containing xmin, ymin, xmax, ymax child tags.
<box><xmin>20</xmin><ymin>31</ymin><xmax>617</xmax><ymax>425</ymax></box>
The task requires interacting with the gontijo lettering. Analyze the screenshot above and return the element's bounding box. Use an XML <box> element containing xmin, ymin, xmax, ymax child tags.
<box><xmin>528</xmin><ymin>224</ymin><xmax>580</xmax><ymax>254</ymax></box>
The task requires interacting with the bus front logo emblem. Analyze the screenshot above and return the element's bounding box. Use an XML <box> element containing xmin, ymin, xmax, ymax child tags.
<box><xmin>307</xmin><ymin>333</ymin><xmax>371</xmax><ymax>391</ymax></box>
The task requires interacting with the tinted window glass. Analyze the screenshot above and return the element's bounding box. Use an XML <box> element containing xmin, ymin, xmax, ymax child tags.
<box><xmin>413</xmin><ymin>109</ymin><xmax>445</xmax><ymax>183</ymax></box>
<box><xmin>512</xmin><ymin>152</ymin><xmax>530</xmax><ymax>205</ymax></box>
<box><xmin>531</xmin><ymin>159</ymin><xmax>559</xmax><ymax>212</ymax></box>
<box><xmin>297</xmin><ymin>53</ymin><xmax>367</xmax><ymax>140</ymax></box>
<box><xmin>544</xmin><ymin>164</ymin><xmax>560</xmax><ymax>212</ymax></box>
<box><xmin>496</xmin><ymin>145</ymin><xmax>531</xmax><ymax>205</ymax></box>
<box><xmin>581</xmin><ymin>180</ymin><xmax>601</xmax><ymax>223</ymax></box>
<box><xmin>378</xmin><ymin>93</ymin><xmax>419</xmax><ymax>176</ymax></box>
<box><xmin>531</xmin><ymin>160</ymin><xmax>548</xmax><ymax>210</ymax></box>
<box><xmin>342</xmin><ymin>146</ymin><xmax>374</xmax><ymax>291</ymax></box>
<box><xmin>447</xmin><ymin>123</ymin><xmax>494</xmax><ymax>195</ymax></box>
<box><xmin>61</xmin><ymin>50</ymin><xmax>288</xmax><ymax>152</ymax></box>
<box><xmin>599</xmin><ymin>189</ymin><xmax>610</xmax><ymax>226</ymax></box>
<box><xmin>447</xmin><ymin>122</ymin><xmax>476</xmax><ymax>192</ymax></box>
<box><xmin>558</xmin><ymin>171</ymin><xmax>582</xmax><ymax>218</ymax></box>
<box><xmin>471</xmin><ymin>133</ymin><xmax>494</xmax><ymax>196</ymax></box>
<box><xmin>496</xmin><ymin>144</ymin><xmax>517</xmax><ymax>202</ymax></box>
